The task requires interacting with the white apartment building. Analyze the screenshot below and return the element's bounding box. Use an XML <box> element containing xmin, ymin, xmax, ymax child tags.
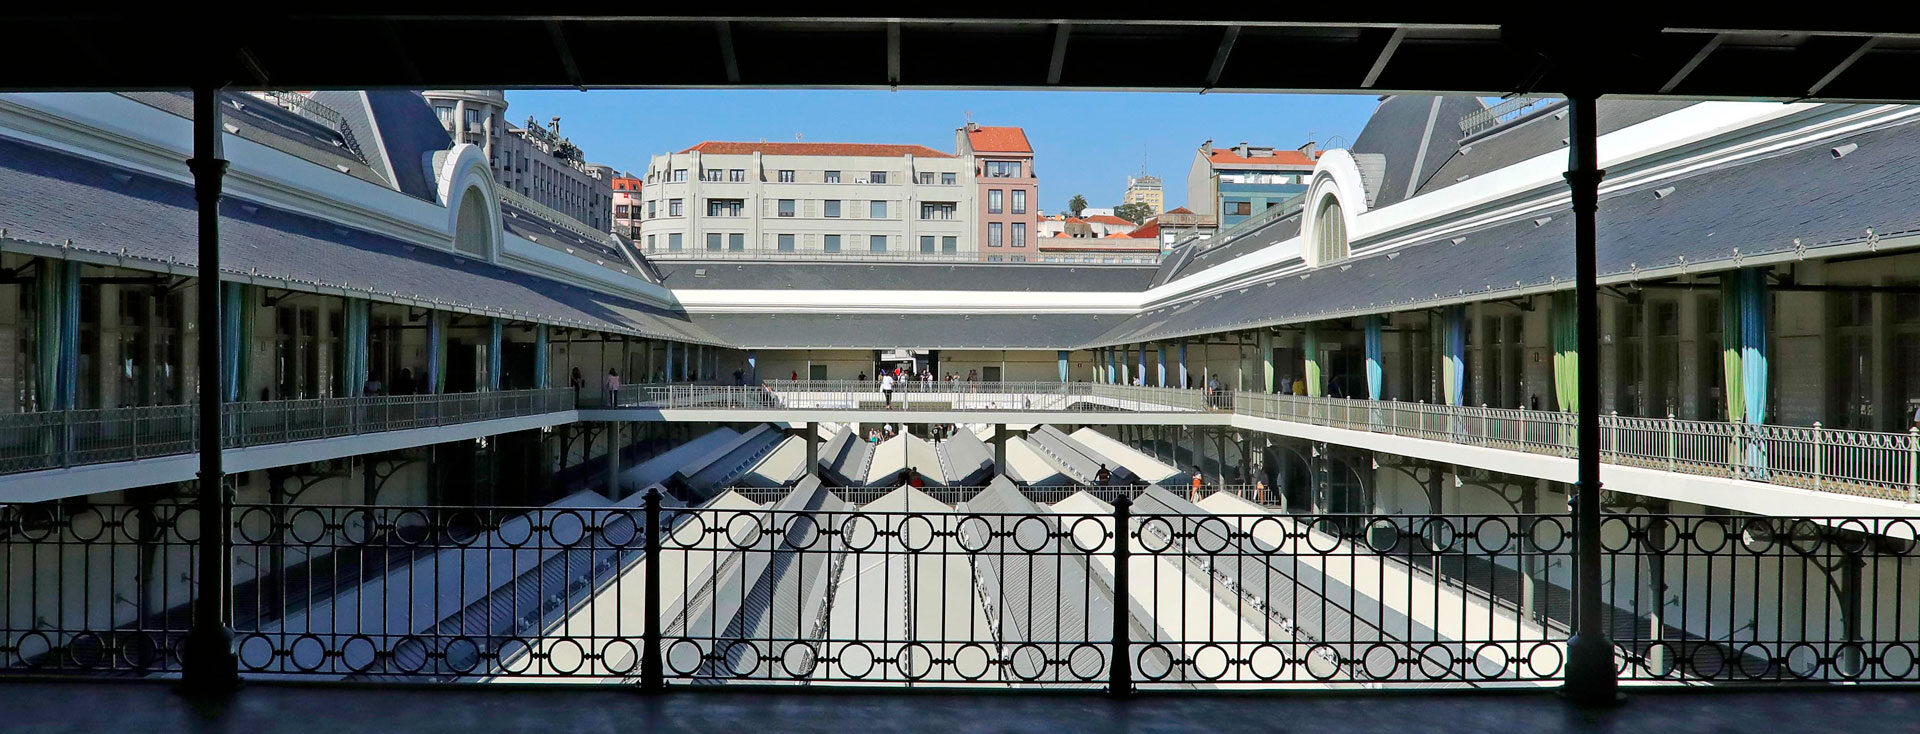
<box><xmin>635</xmin><ymin>142</ymin><xmax>976</xmax><ymax>258</ymax></box>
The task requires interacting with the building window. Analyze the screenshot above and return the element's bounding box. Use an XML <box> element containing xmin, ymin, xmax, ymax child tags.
<box><xmin>920</xmin><ymin>235</ymin><xmax>936</xmax><ymax>253</ymax></box>
<box><xmin>646</xmin><ymin>234</ymin><xmax>656</xmax><ymax>251</ymax></box>
<box><xmin>779</xmin><ymin>169</ymin><xmax>796</xmax><ymax>183</ymax></box>
<box><xmin>824</xmin><ymin>200</ymin><xmax>841</xmax><ymax>218</ymax></box>
<box><xmin>825</xmin><ymin>170</ymin><xmax>841</xmax><ymax>183</ymax></box>
<box><xmin>706</xmin><ymin>232</ymin><xmax>723</xmax><ymax>250</ymax></box>
<box><xmin>1226</xmin><ymin>201</ymin><xmax>1252</xmax><ymax>216</ymax></box>
<box><xmin>778</xmin><ymin>199</ymin><xmax>795</xmax><ymax>217</ymax></box>
<box><xmin>1012</xmin><ymin>255</ymin><xmax>1027</xmax><ymax>262</ymax></box>
<box><xmin>1012</xmin><ymin>222</ymin><xmax>1026</xmax><ymax>247</ymax></box>
<box><xmin>730</xmin><ymin>233</ymin><xmax>745</xmax><ymax>251</ymax></box>
<box><xmin>729</xmin><ymin>169</ymin><xmax>745</xmax><ymax>182</ymax></box>
<box><xmin>941</xmin><ymin>172</ymin><xmax>956</xmax><ymax>185</ymax></box>
<box><xmin>672</xmin><ymin>169</ymin><xmax>688</xmax><ymax>182</ymax></box>
<box><xmin>988</xmin><ymin>189</ymin><xmax>1003</xmax><ymax>214</ymax></box>
<box><xmin>668</xmin><ymin>233</ymin><xmax>683</xmax><ymax>251</ymax></box>
<box><xmin>989</xmin><ymin>222</ymin><xmax>1003</xmax><ymax>247</ymax></box>
<box><xmin>614</xmin><ymin>204</ymin><xmax>630</xmax><ymax>218</ymax></box>
<box><xmin>824</xmin><ymin>234</ymin><xmax>841</xmax><ymax>252</ymax></box>
<box><xmin>668</xmin><ymin>199</ymin><xmax>683</xmax><ymax>216</ymax></box>
<box><xmin>988</xmin><ymin>255</ymin><xmax>1004</xmax><ymax>262</ymax></box>
<box><xmin>647</xmin><ymin>201</ymin><xmax>657</xmax><ymax>218</ymax></box>
<box><xmin>985</xmin><ymin>160</ymin><xmax>1020</xmax><ymax>178</ymax></box>
<box><xmin>918</xmin><ymin>172</ymin><xmax>935</xmax><ymax>184</ymax></box>
<box><xmin>707</xmin><ymin>199</ymin><xmax>743</xmax><ymax>217</ymax></box>
<box><xmin>1313</xmin><ymin>196</ymin><xmax>1348</xmax><ymax>265</ymax></box>
<box><xmin>942</xmin><ymin>236</ymin><xmax>957</xmax><ymax>253</ymax></box>
<box><xmin>703</xmin><ymin>168</ymin><xmax>721</xmax><ymax>181</ymax></box>
<box><xmin>778</xmin><ymin>234</ymin><xmax>796</xmax><ymax>251</ymax></box>
<box><xmin>870</xmin><ymin>201</ymin><xmax>888</xmax><ymax>219</ymax></box>
<box><xmin>921</xmin><ymin>202</ymin><xmax>956</xmax><ymax>220</ymax></box>
<box><xmin>869</xmin><ymin>171</ymin><xmax>888</xmax><ymax>184</ymax></box>
<box><xmin>1011</xmin><ymin>189</ymin><xmax>1027</xmax><ymax>214</ymax></box>
<box><xmin>870</xmin><ymin>235</ymin><xmax>887</xmax><ymax>252</ymax></box>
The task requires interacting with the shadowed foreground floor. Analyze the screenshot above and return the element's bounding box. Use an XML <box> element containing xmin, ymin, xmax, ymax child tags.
<box><xmin>4</xmin><ymin>680</ymin><xmax>1917</xmax><ymax>733</ymax></box>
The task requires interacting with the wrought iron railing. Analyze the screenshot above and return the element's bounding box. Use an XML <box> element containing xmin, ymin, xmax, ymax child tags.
<box><xmin>608</xmin><ymin>381</ymin><xmax>1216</xmax><ymax>413</ymax></box>
<box><xmin>0</xmin><ymin>389</ymin><xmax>576</xmax><ymax>475</ymax></box>
<box><xmin>641</xmin><ymin>248</ymin><xmax>1166</xmax><ymax>264</ymax></box>
<box><xmin>8</xmin><ymin>494</ymin><xmax>1913</xmax><ymax>686</ymax></box>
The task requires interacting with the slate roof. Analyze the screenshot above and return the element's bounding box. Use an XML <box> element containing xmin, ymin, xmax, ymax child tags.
<box><xmin>1088</xmin><ymin>111</ymin><xmax>1920</xmax><ymax>346</ymax></box>
<box><xmin>0</xmin><ymin>134</ymin><xmax>719</xmax><ymax>343</ymax></box>
<box><xmin>690</xmin><ymin>312</ymin><xmax>1118</xmax><ymax>349</ymax></box>
<box><xmin>652</xmin><ymin>261</ymin><xmax>1157</xmax><ymax>291</ymax></box>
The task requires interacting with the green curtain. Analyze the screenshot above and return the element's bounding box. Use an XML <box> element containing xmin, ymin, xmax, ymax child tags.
<box><xmin>36</xmin><ymin>260</ymin><xmax>65</xmax><ymax>411</ymax></box>
<box><xmin>1303</xmin><ymin>325</ymin><xmax>1323</xmax><ymax>397</ymax></box>
<box><xmin>1551</xmin><ymin>291</ymin><xmax>1578</xmax><ymax>413</ymax></box>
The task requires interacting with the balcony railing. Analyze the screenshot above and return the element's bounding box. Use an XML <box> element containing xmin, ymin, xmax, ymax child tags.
<box><xmin>611</xmin><ymin>381</ymin><xmax>1216</xmax><ymax>413</ymax></box>
<box><xmin>0</xmin><ymin>388</ymin><xmax>576</xmax><ymax>475</ymax></box>
<box><xmin>7</xmin><ymin>493</ymin><xmax>1913</xmax><ymax>687</ymax></box>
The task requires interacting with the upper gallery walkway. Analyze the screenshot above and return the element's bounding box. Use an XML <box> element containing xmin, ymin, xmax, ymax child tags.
<box><xmin>582</xmin><ymin>380</ymin><xmax>1920</xmax><ymax>518</ymax></box>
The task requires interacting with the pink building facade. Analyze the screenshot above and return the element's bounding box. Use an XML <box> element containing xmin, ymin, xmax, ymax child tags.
<box><xmin>957</xmin><ymin>123</ymin><xmax>1039</xmax><ymax>262</ymax></box>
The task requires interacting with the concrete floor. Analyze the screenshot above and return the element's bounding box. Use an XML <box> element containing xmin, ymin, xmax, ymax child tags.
<box><xmin>4</xmin><ymin>680</ymin><xmax>1916</xmax><ymax>733</ymax></box>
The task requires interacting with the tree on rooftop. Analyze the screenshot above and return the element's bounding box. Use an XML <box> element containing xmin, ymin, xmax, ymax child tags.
<box><xmin>1068</xmin><ymin>194</ymin><xmax>1088</xmax><ymax>217</ymax></box>
<box><xmin>1115</xmin><ymin>202</ymin><xmax>1153</xmax><ymax>225</ymax></box>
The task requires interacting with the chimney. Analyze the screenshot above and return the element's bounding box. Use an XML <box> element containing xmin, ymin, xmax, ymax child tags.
<box><xmin>966</xmin><ymin>122</ymin><xmax>980</xmax><ymax>133</ymax></box>
<box><xmin>1298</xmin><ymin>140</ymin><xmax>1318</xmax><ymax>157</ymax></box>
<box><xmin>1233</xmin><ymin>142</ymin><xmax>1250</xmax><ymax>158</ymax></box>
<box><xmin>1200</xmin><ymin>139</ymin><xmax>1212</xmax><ymax>154</ymax></box>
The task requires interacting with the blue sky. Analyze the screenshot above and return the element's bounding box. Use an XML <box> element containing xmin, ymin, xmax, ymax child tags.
<box><xmin>508</xmin><ymin>89</ymin><xmax>1380</xmax><ymax>213</ymax></box>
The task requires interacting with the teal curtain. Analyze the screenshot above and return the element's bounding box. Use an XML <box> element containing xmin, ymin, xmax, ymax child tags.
<box><xmin>486</xmin><ymin>319</ymin><xmax>503</xmax><ymax>391</ymax></box>
<box><xmin>1364</xmin><ymin>315</ymin><xmax>1383</xmax><ymax>400</ymax></box>
<box><xmin>36</xmin><ymin>260</ymin><xmax>65</xmax><ymax>410</ymax></box>
<box><xmin>1057</xmin><ymin>350</ymin><xmax>1069</xmax><ymax>383</ymax></box>
<box><xmin>343</xmin><ymin>299</ymin><xmax>369</xmax><ymax>395</ymax></box>
<box><xmin>425</xmin><ymin>311</ymin><xmax>443</xmax><ymax>394</ymax></box>
<box><xmin>535</xmin><ymin>324</ymin><xmax>550</xmax><ymax>389</ymax></box>
<box><xmin>221</xmin><ymin>282</ymin><xmax>249</xmax><ymax>402</ymax></box>
<box><xmin>1741</xmin><ymin>269</ymin><xmax>1769</xmax><ymax>426</ymax></box>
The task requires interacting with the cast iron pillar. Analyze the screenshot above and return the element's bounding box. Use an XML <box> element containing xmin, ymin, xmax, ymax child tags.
<box><xmin>181</xmin><ymin>81</ymin><xmax>239</xmax><ymax>695</ymax></box>
<box><xmin>1562</xmin><ymin>92</ymin><xmax>1619</xmax><ymax>706</ymax></box>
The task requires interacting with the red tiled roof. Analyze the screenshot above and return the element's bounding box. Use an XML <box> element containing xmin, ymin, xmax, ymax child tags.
<box><xmin>1165</xmin><ymin>206</ymin><xmax>1194</xmax><ymax>214</ymax></box>
<box><xmin>681</xmin><ymin>141</ymin><xmax>955</xmax><ymax>158</ymax></box>
<box><xmin>1206</xmin><ymin>148</ymin><xmax>1318</xmax><ymax>167</ymax></box>
<box><xmin>1127</xmin><ymin>219</ymin><xmax>1161</xmax><ymax>239</ymax></box>
<box><xmin>965</xmin><ymin>126</ymin><xmax>1032</xmax><ymax>153</ymax></box>
<box><xmin>1083</xmin><ymin>214</ymin><xmax>1132</xmax><ymax>227</ymax></box>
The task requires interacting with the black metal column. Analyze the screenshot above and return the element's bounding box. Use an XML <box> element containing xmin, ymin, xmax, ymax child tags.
<box><xmin>1562</xmin><ymin>92</ymin><xmax>1619</xmax><ymax>705</ymax></box>
<box><xmin>181</xmin><ymin>82</ymin><xmax>239</xmax><ymax>694</ymax></box>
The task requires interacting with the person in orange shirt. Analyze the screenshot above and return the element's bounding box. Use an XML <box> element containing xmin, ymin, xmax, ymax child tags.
<box><xmin>1189</xmin><ymin>467</ymin><xmax>1204</xmax><ymax>502</ymax></box>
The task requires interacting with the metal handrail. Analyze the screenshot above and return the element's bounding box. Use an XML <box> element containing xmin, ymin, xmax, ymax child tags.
<box><xmin>640</xmin><ymin>248</ymin><xmax>1160</xmax><ymax>264</ymax></box>
<box><xmin>0</xmin><ymin>388</ymin><xmax>575</xmax><ymax>475</ymax></box>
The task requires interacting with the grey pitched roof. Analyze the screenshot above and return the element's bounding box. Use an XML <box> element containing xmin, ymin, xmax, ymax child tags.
<box><xmin>1415</xmin><ymin>98</ymin><xmax>1701</xmax><ymax>199</ymax></box>
<box><xmin>1089</xmin><ymin>112</ymin><xmax>1920</xmax><ymax>346</ymax></box>
<box><xmin>691</xmin><ymin>312</ymin><xmax>1116</xmax><ymax>349</ymax></box>
<box><xmin>121</xmin><ymin>91</ymin><xmax>388</xmax><ymax>191</ymax></box>
<box><xmin>0</xmin><ymin>135</ymin><xmax>719</xmax><ymax>344</ymax></box>
<box><xmin>362</xmin><ymin>90</ymin><xmax>452</xmax><ymax>202</ymax></box>
<box><xmin>500</xmin><ymin>202</ymin><xmax>642</xmax><ymax>277</ymax></box>
<box><xmin>1351</xmin><ymin>95</ymin><xmax>1488</xmax><ymax>208</ymax></box>
<box><xmin>652</xmin><ymin>261</ymin><xmax>1158</xmax><ymax>292</ymax></box>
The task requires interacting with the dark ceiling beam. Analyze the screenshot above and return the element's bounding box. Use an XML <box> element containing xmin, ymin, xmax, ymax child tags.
<box><xmin>1806</xmin><ymin>36</ymin><xmax>1878</xmax><ymax>97</ymax></box>
<box><xmin>1659</xmin><ymin>32</ymin><xmax>1723</xmax><ymax>93</ymax></box>
<box><xmin>379</xmin><ymin>24</ymin><xmax>423</xmax><ymax>86</ymax></box>
<box><xmin>717</xmin><ymin>20</ymin><xmax>741</xmax><ymax>84</ymax></box>
<box><xmin>887</xmin><ymin>22</ymin><xmax>902</xmax><ymax>86</ymax></box>
<box><xmin>1361</xmin><ymin>27</ymin><xmax>1408</xmax><ymax>88</ymax></box>
<box><xmin>545</xmin><ymin>21</ymin><xmax>584</xmax><ymax>89</ymax></box>
<box><xmin>1204</xmin><ymin>25</ymin><xmax>1241</xmax><ymax>89</ymax></box>
<box><xmin>1048</xmin><ymin>23</ymin><xmax>1071</xmax><ymax>85</ymax></box>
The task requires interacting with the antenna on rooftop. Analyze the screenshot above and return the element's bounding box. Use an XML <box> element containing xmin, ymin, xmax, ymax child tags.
<box><xmin>796</xmin><ymin>132</ymin><xmax>804</xmax><ymax>140</ymax></box>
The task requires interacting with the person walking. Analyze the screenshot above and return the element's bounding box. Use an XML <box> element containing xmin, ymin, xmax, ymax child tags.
<box><xmin>880</xmin><ymin>371</ymin><xmax>896</xmax><ymax>408</ymax></box>
<box><xmin>604</xmin><ymin>368</ymin><xmax>621</xmax><ymax>406</ymax></box>
<box><xmin>1189</xmin><ymin>466</ymin><xmax>1205</xmax><ymax>502</ymax></box>
<box><xmin>1095</xmin><ymin>463</ymin><xmax>1113</xmax><ymax>486</ymax></box>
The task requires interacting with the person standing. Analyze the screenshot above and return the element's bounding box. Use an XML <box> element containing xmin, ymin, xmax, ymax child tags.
<box><xmin>880</xmin><ymin>371</ymin><xmax>896</xmax><ymax>408</ymax></box>
<box><xmin>604</xmin><ymin>368</ymin><xmax>621</xmax><ymax>406</ymax></box>
<box><xmin>1095</xmin><ymin>463</ymin><xmax>1113</xmax><ymax>486</ymax></box>
<box><xmin>1189</xmin><ymin>466</ymin><xmax>1204</xmax><ymax>502</ymax></box>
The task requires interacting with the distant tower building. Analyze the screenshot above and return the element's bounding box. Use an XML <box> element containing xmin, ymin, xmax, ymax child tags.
<box><xmin>1124</xmin><ymin>173</ymin><xmax>1164</xmax><ymax>215</ymax></box>
<box><xmin>422</xmin><ymin>90</ymin><xmax>616</xmax><ymax>232</ymax></box>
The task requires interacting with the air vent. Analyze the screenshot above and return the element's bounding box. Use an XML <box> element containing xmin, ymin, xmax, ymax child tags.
<box><xmin>1831</xmin><ymin>143</ymin><xmax>1859</xmax><ymax>159</ymax></box>
<box><xmin>1532</xmin><ymin>217</ymin><xmax>1553</xmax><ymax>227</ymax></box>
<box><xmin>693</xmin><ymin>268</ymin><xmax>708</xmax><ymax>277</ymax></box>
<box><xmin>1653</xmin><ymin>186</ymin><xmax>1676</xmax><ymax>199</ymax></box>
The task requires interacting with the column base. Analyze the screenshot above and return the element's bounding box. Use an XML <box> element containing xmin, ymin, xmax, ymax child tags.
<box><xmin>1560</xmin><ymin>631</ymin><xmax>1623</xmax><ymax>708</ymax></box>
<box><xmin>178</xmin><ymin>626</ymin><xmax>240</xmax><ymax>697</ymax></box>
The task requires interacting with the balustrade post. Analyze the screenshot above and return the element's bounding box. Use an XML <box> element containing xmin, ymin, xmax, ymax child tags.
<box><xmin>1668</xmin><ymin>413</ymin><xmax>1678</xmax><ymax>473</ymax></box>
<box><xmin>1481</xmin><ymin>404</ymin><xmax>1490</xmax><ymax>446</ymax></box>
<box><xmin>1909</xmin><ymin>428</ymin><xmax>1918</xmax><ymax>504</ymax></box>
<box><xmin>1812</xmin><ymin>422</ymin><xmax>1823</xmax><ymax>491</ymax></box>
<box><xmin>1107</xmin><ymin>495</ymin><xmax>1132</xmax><ymax>698</ymax></box>
<box><xmin>1607</xmin><ymin>411</ymin><xmax>1618</xmax><ymax>459</ymax></box>
<box><xmin>641</xmin><ymin>487</ymin><xmax>665</xmax><ymax>691</ymax></box>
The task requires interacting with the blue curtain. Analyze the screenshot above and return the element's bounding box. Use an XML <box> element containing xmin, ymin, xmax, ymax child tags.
<box><xmin>1178</xmin><ymin>342</ymin><xmax>1189</xmax><ymax>388</ymax></box>
<box><xmin>221</xmin><ymin>282</ymin><xmax>247</xmax><ymax>402</ymax></box>
<box><xmin>665</xmin><ymin>341</ymin><xmax>676</xmax><ymax>382</ymax></box>
<box><xmin>1136</xmin><ymin>343</ymin><xmax>1147</xmax><ymax>385</ymax></box>
<box><xmin>1157</xmin><ymin>345</ymin><xmax>1167</xmax><ymax>387</ymax></box>
<box><xmin>345</xmin><ymin>299</ymin><xmax>369</xmax><ymax>395</ymax></box>
<box><xmin>486</xmin><ymin>319</ymin><xmax>503</xmax><ymax>391</ymax></box>
<box><xmin>425</xmin><ymin>311</ymin><xmax>443</xmax><ymax>394</ymax></box>
<box><xmin>1057</xmin><ymin>350</ymin><xmax>1069</xmax><ymax>383</ymax></box>
<box><xmin>1365</xmin><ymin>315</ymin><xmax>1384</xmax><ymax>400</ymax></box>
<box><xmin>1443</xmin><ymin>306</ymin><xmax>1466</xmax><ymax>406</ymax></box>
<box><xmin>1740</xmin><ymin>270</ymin><xmax>1770</xmax><ymax>474</ymax></box>
<box><xmin>1106</xmin><ymin>348</ymin><xmax>1116</xmax><ymax>384</ymax></box>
